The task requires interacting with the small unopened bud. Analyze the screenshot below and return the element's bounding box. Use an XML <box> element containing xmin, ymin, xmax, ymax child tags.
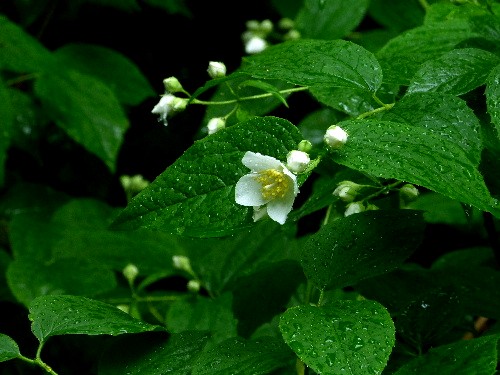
<box><xmin>345</xmin><ymin>201</ymin><xmax>365</xmax><ymax>217</ymax></box>
<box><xmin>207</xmin><ymin>117</ymin><xmax>226</xmax><ymax>134</ymax></box>
<box><xmin>298</xmin><ymin>140</ymin><xmax>313</xmax><ymax>153</ymax></box>
<box><xmin>163</xmin><ymin>77</ymin><xmax>184</xmax><ymax>93</ymax></box>
<box><xmin>284</xmin><ymin>30</ymin><xmax>301</xmax><ymax>41</ymax></box>
<box><xmin>400</xmin><ymin>184</ymin><xmax>419</xmax><ymax>202</ymax></box>
<box><xmin>278</xmin><ymin>18</ymin><xmax>295</xmax><ymax>30</ymax></box>
<box><xmin>207</xmin><ymin>61</ymin><xmax>227</xmax><ymax>79</ymax></box>
<box><xmin>172</xmin><ymin>255</ymin><xmax>193</xmax><ymax>274</ymax></box>
<box><xmin>333</xmin><ymin>181</ymin><xmax>361</xmax><ymax>203</ymax></box>
<box><xmin>260</xmin><ymin>19</ymin><xmax>274</xmax><ymax>33</ymax></box>
<box><xmin>187</xmin><ymin>279</ymin><xmax>201</xmax><ymax>293</ymax></box>
<box><xmin>324</xmin><ymin>125</ymin><xmax>348</xmax><ymax>149</ymax></box>
<box><xmin>246</xmin><ymin>20</ymin><xmax>260</xmax><ymax>31</ymax></box>
<box><xmin>286</xmin><ymin>150</ymin><xmax>310</xmax><ymax>174</ymax></box>
<box><xmin>245</xmin><ymin>36</ymin><xmax>268</xmax><ymax>54</ymax></box>
<box><xmin>123</xmin><ymin>263</ymin><xmax>139</xmax><ymax>284</ymax></box>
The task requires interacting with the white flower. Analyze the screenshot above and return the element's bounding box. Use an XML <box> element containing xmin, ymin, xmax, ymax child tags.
<box><xmin>235</xmin><ymin>151</ymin><xmax>299</xmax><ymax>224</ymax></box>
<box><xmin>245</xmin><ymin>36</ymin><xmax>268</xmax><ymax>54</ymax></box>
<box><xmin>344</xmin><ymin>202</ymin><xmax>365</xmax><ymax>217</ymax></box>
<box><xmin>206</xmin><ymin>117</ymin><xmax>226</xmax><ymax>134</ymax></box>
<box><xmin>207</xmin><ymin>61</ymin><xmax>227</xmax><ymax>79</ymax></box>
<box><xmin>324</xmin><ymin>125</ymin><xmax>348</xmax><ymax>149</ymax></box>
<box><xmin>286</xmin><ymin>150</ymin><xmax>310</xmax><ymax>174</ymax></box>
<box><xmin>151</xmin><ymin>94</ymin><xmax>188</xmax><ymax>126</ymax></box>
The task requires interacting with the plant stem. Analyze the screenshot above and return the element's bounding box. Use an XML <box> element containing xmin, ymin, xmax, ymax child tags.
<box><xmin>190</xmin><ymin>86</ymin><xmax>309</xmax><ymax>106</ymax></box>
<box><xmin>35</xmin><ymin>343</ymin><xmax>59</xmax><ymax>375</ymax></box>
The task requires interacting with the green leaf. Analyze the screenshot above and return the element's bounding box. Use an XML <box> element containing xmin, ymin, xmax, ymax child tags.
<box><xmin>112</xmin><ymin>116</ymin><xmax>303</xmax><ymax>237</ymax></box>
<box><xmin>331</xmin><ymin>117</ymin><xmax>498</xmax><ymax>216</ymax></box>
<box><xmin>166</xmin><ymin>293</ymin><xmax>238</xmax><ymax>347</ymax></box>
<box><xmin>486</xmin><ymin>64</ymin><xmax>500</xmax><ymax>138</ymax></box>
<box><xmin>54</xmin><ymin>43</ymin><xmax>155</xmax><ymax>106</ymax></box>
<box><xmin>368</xmin><ymin>0</ymin><xmax>424</xmax><ymax>32</ymax></box>
<box><xmin>393</xmin><ymin>334</ymin><xmax>499</xmax><ymax>375</ymax></box>
<box><xmin>295</xmin><ymin>0</ymin><xmax>370</xmax><ymax>40</ymax></box>
<box><xmin>408</xmin><ymin>48</ymin><xmax>500</xmax><ymax>95</ymax></box>
<box><xmin>279</xmin><ymin>300</ymin><xmax>395</xmax><ymax>375</ymax></box>
<box><xmin>241</xmin><ymin>39</ymin><xmax>382</xmax><ymax>92</ymax></box>
<box><xmin>0</xmin><ymin>15</ymin><xmax>56</xmax><ymax>73</ymax></box>
<box><xmin>300</xmin><ymin>210</ymin><xmax>425</xmax><ymax>290</ymax></box>
<box><xmin>99</xmin><ymin>331</ymin><xmax>210</xmax><ymax>375</ymax></box>
<box><xmin>7</xmin><ymin>257</ymin><xmax>117</xmax><ymax>306</ymax></box>
<box><xmin>377</xmin><ymin>19</ymin><xmax>477</xmax><ymax>85</ymax></box>
<box><xmin>0</xmin><ymin>334</ymin><xmax>20</xmax><ymax>362</ymax></box>
<box><xmin>192</xmin><ymin>336</ymin><xmax>294</xmax><ymax>375</ymax></box>
<box><xmin>297</xmin><ymin>108</ymin><xmax>341</xmax><ymax>146</ymax></box>
<box><xmin>34</xmin><ymin>69</ymin><xmax>129</xmax><ymax>172</ymax></box>
<box><xmin>29</xmin><ymin>295</ymin><xmax>164</xmax><ymax>343</ymax></box>
<box><xmin>0</xmin><ymin>79</ymin><xmax>14</xmax><ymax>186</ymax></box>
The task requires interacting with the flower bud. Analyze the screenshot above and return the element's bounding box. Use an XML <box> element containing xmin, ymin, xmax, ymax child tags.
<box><xmin>400</xmin><ymin>184</ymin><xmax>419</xmax><ymax>202</ymax></box>
<box><xmin>260</xmin><ymin>19</ymin><xmax>274</xmax><ymax>33</ymax></box>
<box><xmin>207</xmin><ymin>61</ymin><xmax>227</xmax><ymax>79</ymax></box>
<box><xmin>207</xmin><ymin>117</ymin><xmax>226</xmax><ymax>134</ymax></box>
<box><xmin>172</xmin><ymin>255</ymin><xmax>193</xmax><ymax>274</ymax></box>
<box><xmin>187</xmin><ymin>279</ymin><xmax>201</xmax><ymax>293</ymax></box>
<box><xmin>128</xmin><ymin>174</ymin><xmax>149</xmax><ymax>192</ymax></box>
<box><xmin>123</xmin><ymin>263</ymin><xmax>139</xmax><ymax>284</ymax></box>
<box><xmin>298</xmin><ymin>139</ymin><xmax>313</xmax><ymax>153</ymax></box>
<box><xmin>284</xmin><ymin>29</ymin><xmax>301</xmax><ymax>41</ymax></box>
<box><xmin>163</xmin><ymin>76</ymin><xmax>184</xmax><ymax>93</ymax></box>
<box><xmin>286</xmin><ymin>150</ymin><xmax>310</xmax><ymax>174</ymax></box>
<box><xmin>344</xmin><ymin>201</ymin><xmax>365</xmax><ymax>217</ymax></box>
<box><xmin>245</xmin><ymin>36</ymin><xmax>268</xmax><ymax>54</ymax></box>
<box><xmin>324</xmin><ymin>125</ymin><xmax>348</xmax><ymax>149</ymax></box>
<box><xmin>246</xmin><ymin>20</ymin><xmax>260</xmax><ymax>31</ymax></box>
<box><xmin>278</xmin><ymin>18</ymin><xmax>295</xmax><ymax>30</ymax></box>
<box><xmin>333</xmin><ymin>181</ymin><xmax>361</xmax><ymax>203</ymax></box>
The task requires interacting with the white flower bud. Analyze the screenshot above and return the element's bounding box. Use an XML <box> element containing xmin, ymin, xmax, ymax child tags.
<box><xmin>344</xmin><ymin>201</ymin><xmax>365</xmax><ymax>217</ymax></box>
<box><xmin>278</xmin><ymin>18</ymin><xmax>295</xmax><ymax>30</ymax></box>
<box><xmin>163</xmin><ymin>76</ymin><xmax>184</xmax><ymax>93</ymax></box>
<box><xmin>400</xmin><ymin>184</ymin><xmax>419</xmax><ymax>202</ymax></box>
<box><xmin>207</xmin><ymin>117</ymin><xmax>226</xmax><ymax>134</ymax></box>
<box><xmin>246</xmin><ymin>20</ymin><xmax>260</xmax><ymax>31</ymax></box>
<box><xmin>245</xmin><ymin>36</ymin><xmax>268</xmax><ymax>54</ymax></box>
<box><xmin>286</xmin><ymin>150</ymin><xmax>310</xmax><ymax>174</ymax></box>
<box><xmin>298</xmin><ymin>140</ymin><xmax>313</xmax><ymax>153</ymax></box>
<box><xmin>324</xmin><ymin>125</ymin><xmax>348</xmax><ymax>149</ymax></box>
<box><xmin>284</xmin><ymin>30</ymin><xmax>301</xmax><ymax>41</ymax></box>
<box><xmin>207</xmin><ymin>61</ymin><xmax>227</xmax><ymax>79</ymax></box>
<box><xmin>260</xmin><ymin>19</ymin><xmax>274</xmax><ymax>33</ymax></box>
<box><xmin>333</xmin><ymin>181</ymin><xmax>361</xmax><ymax>203</ymax></box>
<box><xmin>187</xmin><ymin>279</ymin><xmax>201</xmax><ymax>293</ymax></box>
<box><xmin>123</xmin><ymin>263</ymin><xmax>139</xmax><ymax>284</ymax></box>
<box><xmin>172</xmin><ymin>255</ymin><xmax>193</xmax><ymax>274</ymax></box>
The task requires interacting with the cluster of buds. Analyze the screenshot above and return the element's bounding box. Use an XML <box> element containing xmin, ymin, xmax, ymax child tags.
<box><xmin>242</xmin><ymin>18</ymin><xmax>301</xmax><ymax>55</ymax></box>
<box><xmin>172</xmin><ymin>255</ymin><xmax>201</xmax><ymax>293</ymax></box>
<box><xmin>333</xmin><ymin>181</ymin><xmax>362</xmax><ymax>203</ymax></box>
<box><xmin>120</xmin><ymin>174</ymin><xmax>150</xmax><ymax>201</ymax></box>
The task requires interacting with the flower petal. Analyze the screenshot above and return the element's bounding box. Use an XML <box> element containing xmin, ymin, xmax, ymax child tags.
<box><xmin>235</xmin><ymin>174</ymin><xmax>268</xmax><ymax>206</ymax></box>
<box><xmin>242</xmin><ymin>151</ymin><xmax>283</xmax><ymax>172</ymax></box>
<box><xmin>266</xmin><ymin>194</ymin><xmax>295</xmax><ymax>224</ymax></box>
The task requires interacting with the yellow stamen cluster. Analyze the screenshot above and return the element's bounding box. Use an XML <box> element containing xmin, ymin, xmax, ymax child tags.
<box><xmin>255</xmin><ymin>169</ymin><xmax>290</xmax><ymax>200</ymax></box>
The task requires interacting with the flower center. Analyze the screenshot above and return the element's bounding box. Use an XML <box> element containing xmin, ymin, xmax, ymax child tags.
<box><xmin>255</xmin><ymin>169</ymin><xmax>290</xmax><ymax>200</ymax></box>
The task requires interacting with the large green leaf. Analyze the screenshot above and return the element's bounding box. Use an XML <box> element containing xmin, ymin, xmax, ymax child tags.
<box><xmin>55</xmin><ymin>43</ymin><xmax>155</xmax><ymax>106</ymax></box>
<box><xmin>330</xmin><ymin>117</ymin><xmax>499</xmax><ymax>216</ymax></box>
<box><xmin>112</xmin><ymin>116</ymin><xmax>303</xmax><ymax>237</ymax></box>
<box><xmin>368</xmin><ymin>0</ymin><xmax>424</xmax><ymax>32</ymax></box>
<box><xmin>0</xmin><ymin>15</ymin><xmax>56</xmax><ymax>73</ymax></box>
<box><xmin>393</xmin><ymin>334</ymin><xmax>499</xmax><ymax>375</ymax></box>
<box><xmin>300</xmin><ymin>210</ymin><xmax>425</xmax><ymax>290</ymax></box>
<box><xmin>191</xmin><ymin>336</ymin><xmax>294</xmax><ymax>375</ymax></box>
<box><xmin>34</xmin><ymin>69</ymin><xmax>129</xmax><ymax>172</ymax></box>
<box><xmin>0</xmin><ymin>334</ymin><xmax>20</xmax><ymax>362</ymax></box>
<box><xmin>408</xmin><ymin>48</ymin><xmax>500</xmax><ymax>95</ymax></box>
<box><xmin>486</xmin><ymin>64</ymin><xmax>500</xmax><ymax>139</ymax></box>
<box><xmin>240</xmin><ymin>39</ymin><xmax>382</xmax><ymax>93</ymax></box>
<box><xmin>7</xmin><ymin>257</ymin><xmax>117</xmax><ymax>306</ymax></box>
<box><xmin>377</xmin><ymin>19</ymin><xmax>477</xmax><ymax>85</ymax></box>
<box><xmin>279</xmin><ymin>300</ymin><xmax>395</xmax><ymax>375</ymax></box>
<box><xmin>0</xmin><ymin>79</ymin><xmax>14</xmax><ymax>186</ymax></box>
<box><xmin>295</xmin><ymin>0</ymin><xmax>370</xmax><ymax>40</ymax></box>
<box><xmin>29</xmin><ymin>295</ymin><xmax>164</xmax><ymax>343</ymax></box>
<box><xmin>99</xmin><ymin>331</ymin><xmax>210</xmax><ymax>375</ymax></box>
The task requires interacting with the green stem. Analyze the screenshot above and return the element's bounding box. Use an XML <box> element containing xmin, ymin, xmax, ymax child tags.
<box><xmin>35</xmin><ymin>342</ymin><xmax>59</xmax><ymax>375</ymax></box>
<box><xmin>105</xmin><ymin>294</ymin><xmax>184</xmax><ymax>304</ymax></box>
<box><xmin>296</xmin><ymin>358</ymin><xmax>306</xmax><ymax>375</ymax></box>
<box><xmin>361</xmin><ymin>180</ymin><xmax>403</xmax><ymax>203</ymax></box>
<box><xmin>6</xmin><ymin>73</ymin><xmax>39</xmax><ymax>86</ymax></box>
<box><xmin>190</xmin><ymin>86</ymin><xmax>309</xmax><ymax>106</ymax></box>
<box><xmin>317</xmin><ymin>290</ymin><xmax>325</xmax><ymax>306</ymax></box>
<box><xmin>357</xmin><ymin>95</ymin><xmax>395</xmax><ymax>120</ymax></box>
